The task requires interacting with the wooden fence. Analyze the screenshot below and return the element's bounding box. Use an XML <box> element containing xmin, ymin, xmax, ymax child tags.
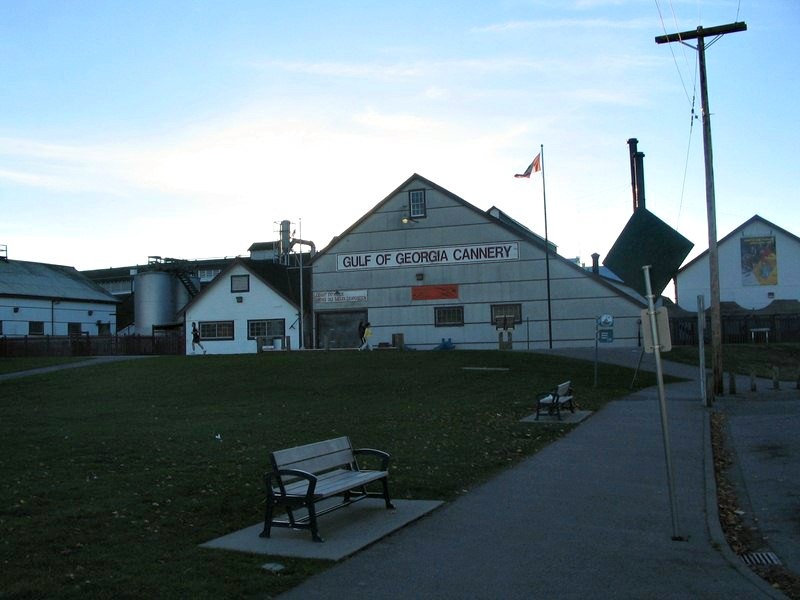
<box><xmin>0</xmin><ymin>333</ymin><xmax>185</xmax><ymax>358</ymax></box>
<box><xmin>669</xmin><ymin>314</ymin><xmax>800</xmax><ymax>346</ymax></box>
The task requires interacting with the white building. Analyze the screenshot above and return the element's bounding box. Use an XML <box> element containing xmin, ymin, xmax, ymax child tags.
<box><xmin>676</xmin><ymin>215</ymin><xmax>800</xmax><ymax>311</ymax></box>
<box><xmin>0</xmin><ymin>255</ymin><xmax>118</xmax><ymax>338</ymax></box>
<box><xmin>181</xmin><ymin>257</ymin><xmax>310</xmax><ymax>354</ymax></box>
<box><xmin>311</xmin><ymin>174</ymin><xmax>647</xmax><ymax>350</ymax></box>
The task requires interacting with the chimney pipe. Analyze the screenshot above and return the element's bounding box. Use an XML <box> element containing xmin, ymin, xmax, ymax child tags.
<box><xmin>591</xmin><ymin>252</ymin><xmax>600</xmax><ymax>275</ymax></box>
<box><xmin>627</xmin><ymin>138</ymin><xmax>646</xmax><ymax>211</ymax></box>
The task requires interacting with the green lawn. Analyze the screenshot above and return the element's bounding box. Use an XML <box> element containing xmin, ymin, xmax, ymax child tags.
<box><xmin>1</xmin><ymin>351</ymin><xmax>662</xmax><ymax>599</ymax></box>
<box><xmin>666</xmin><ymin>342</ymin><xmax>800</xmax><ymax>381</ymax></box>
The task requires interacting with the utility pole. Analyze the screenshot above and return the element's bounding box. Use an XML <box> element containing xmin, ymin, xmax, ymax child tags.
<box><xmin>655</xmin><ymin>22</ymin><xmax>746</xmax><ymax>398</ymax></box>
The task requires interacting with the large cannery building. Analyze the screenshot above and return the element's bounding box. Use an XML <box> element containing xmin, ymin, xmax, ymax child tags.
<box><xmin>311</xmin><ymin>174</ymin><xmax>647</xmax><ymax>350</ymax></box>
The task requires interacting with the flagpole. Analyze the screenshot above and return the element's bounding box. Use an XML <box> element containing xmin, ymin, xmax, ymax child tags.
<box><xmin>541</xmin><ymin>144</ymin><xmax>553</xmax><ymax>349</ymax></box>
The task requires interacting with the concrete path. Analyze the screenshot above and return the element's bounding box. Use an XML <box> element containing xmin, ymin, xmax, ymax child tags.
<box><xmin>0</xmin><ymin>355</ymin><xmax>148</xmax><ymax>381</ymax></box>
<box><xmin>277</xmin><ymin>348</ymin><xmax>792</xmax><ymax>599</ymax></box>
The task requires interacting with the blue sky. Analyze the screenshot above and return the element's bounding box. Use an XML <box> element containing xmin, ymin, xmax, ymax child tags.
<box><xmin>2</xmin><ymin>0</ymin><xmax>798</xmax><ymax>279</ymax></box>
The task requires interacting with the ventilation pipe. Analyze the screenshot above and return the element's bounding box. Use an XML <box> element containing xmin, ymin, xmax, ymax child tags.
<box><xmin>279</xmin><ymin>220</ymin><xmax>292</xmax><ymax>261</ymax></box>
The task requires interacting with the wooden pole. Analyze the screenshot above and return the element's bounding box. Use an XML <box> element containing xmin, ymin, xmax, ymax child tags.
<box><xmin>655</xmin><ymin>22</ymin><xmax>747</xmax><ymax>398</ymax></box>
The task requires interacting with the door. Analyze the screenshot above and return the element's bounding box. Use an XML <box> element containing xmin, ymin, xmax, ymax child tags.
<box><xmin>316</xmin><ymin>310</ymin><xmax>368</xmax><ymax>349</ymax></box>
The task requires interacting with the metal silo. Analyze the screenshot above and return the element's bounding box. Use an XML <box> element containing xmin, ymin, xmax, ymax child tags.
<box><xmin>134</xmin><ymin>270</ymin><xmax>175</xmax><ymax>335</ymax></box>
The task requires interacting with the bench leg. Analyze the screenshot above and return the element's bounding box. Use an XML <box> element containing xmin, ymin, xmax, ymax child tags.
<box><xmin>260</xmin><ymin>495</ymin><xmax>275</xmax><ymax>538</ymax></box>
<box><xmin>381</xmin><ymin>478</ymin><xmax>395</xmax><ymax>510</ymax></box>
<box><xmin>307</xmin><ymin>502</ymin><xmax>324</xmax><ymax>542</ymax></box>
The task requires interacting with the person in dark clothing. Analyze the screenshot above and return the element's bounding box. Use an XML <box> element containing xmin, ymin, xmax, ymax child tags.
<box><xmin>357</xmin><ymin>321</ymin><xmax>366</xmax><ymax>348</ymax></box>
<box><xmin>191</xmin><ymin>322</ymin><xmax>206</xmax><ymax>354</ymax></box>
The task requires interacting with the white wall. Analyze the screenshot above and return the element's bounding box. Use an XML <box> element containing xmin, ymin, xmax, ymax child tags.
<box><xmin>184</xmin><ymin>263</ymin><xmax>300</xmax><ymax>354</ymax></box>
<box><xmin>0</xmin><ymin>297</ymin><xmax>116</xmax><ymax>336</ymax></box>
<box><xmin>677</xmin><ymin>219</ymin><xmax>800</xmax><ymax>310</ymax></box>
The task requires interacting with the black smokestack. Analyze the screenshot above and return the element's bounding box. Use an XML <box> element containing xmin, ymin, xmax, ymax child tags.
<box><xmin>627</xmin><ymin>138</ymin><xmax>646</xmax><ymax>211</ymax></box>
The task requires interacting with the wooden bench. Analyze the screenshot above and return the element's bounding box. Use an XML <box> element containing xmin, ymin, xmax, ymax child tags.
<box><xmin>535</xmin><ymin>381</ymin><xmax>575</xmax><ymax>420</ymax></box>
<box><xmin>260</xmin><ymin>436</ymin><xmax>394</xmax><ymax>542</ymax></box>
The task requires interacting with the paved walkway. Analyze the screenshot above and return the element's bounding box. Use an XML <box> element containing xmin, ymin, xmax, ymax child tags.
<box><xmin>278</xmin><ymin>348</ymin><xmax>794</xmax><ymax>599</ymax></box>
<box><xmin>0</xmin><ymin>355</ymin><xmax>147</xmax><ymax>381</ymax></box>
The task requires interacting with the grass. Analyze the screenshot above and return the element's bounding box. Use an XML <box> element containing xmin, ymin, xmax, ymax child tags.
<box><xmin>0</xmin><ymin>350</ymin><xmax>663</xmax><ymax>599</ymax></box>
<box><xmin>666</xmin><ymin>342</ymin><xmax>800</xmax><ymax>381</ymax></box>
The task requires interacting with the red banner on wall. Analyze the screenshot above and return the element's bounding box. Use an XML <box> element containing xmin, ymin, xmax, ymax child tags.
<box><xmin>411</xmin><ymin>284</ymin><xmax>459</xmax><ymax>301</ymax></box>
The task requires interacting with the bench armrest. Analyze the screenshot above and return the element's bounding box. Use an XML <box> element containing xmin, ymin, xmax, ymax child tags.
<box><xmin>267</xmin><ymin>468</ymin><xmax>318</xmax><ymax>498</ymax></box>
<box><xmin>353</xmin><ymin>448</ymin><xmax>391</xmax><ymax>471</ymax></box>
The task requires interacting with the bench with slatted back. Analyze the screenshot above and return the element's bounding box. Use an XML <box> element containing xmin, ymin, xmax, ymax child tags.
<box><xmin>260</xmin><ymin>436</ymin><xmax>394</xmax><ymax>542</ymax></box>
<box><xmin>535</xmin><ymin>380</ymin><xmax>575</xmax><ymax>420</ymax></box>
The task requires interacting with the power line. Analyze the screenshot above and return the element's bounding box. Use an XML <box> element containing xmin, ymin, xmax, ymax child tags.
<box><xmin>654</xmin><ymin>0</ymin><xmax>693</xmax><ymax>105</ymax></box>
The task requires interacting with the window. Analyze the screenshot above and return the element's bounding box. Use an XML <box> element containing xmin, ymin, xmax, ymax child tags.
<box><xmin>200</xmin><ymin>321</ymin><xmax>234</xmax><ymax>340</ymax></box>
<box><xmin>0</xmin><ymin>321</ymin><xmax>3</xmax><ymax>335</ymax></box>
<box><xmin>248</xmin><ymin>319</ymin><xmax>286</xmax><ymax>340</ymax></box>
<box><xmin>68</xmin><ymin>322</ymin><xmax>82</xmax><ymax>336</ymax></box>
<box><xmin>29</xmin><ymin>321</ymin><xmax>44</xmax><ymax>335</ymax></box>
<box><xmin>197</xmin><ymin>268</ymin><xmax>221</xmax><ymax>282</ymax></box>
<box><xmin>435</xmin><ymin>306</ymin><xmax>464</xmax><ymax>327</ymax></box>
<box><xmin>491</xmin><ymin>304</ymin><xmax>522</xmax><ymax>328</ymax></box>
<box><xmin>408</xmin><ymin>189</ymin><xmax>426</xmax><ymax>219</ymax></box>
<box><xmin>230</xmin><ymin>274</ymin><xmax>250</xmax><ymax>293</ymax></box>
<box><xmin>97</xmin><ymin>322</ymin><xmax>111</xmax><ymax>336</ymax></box>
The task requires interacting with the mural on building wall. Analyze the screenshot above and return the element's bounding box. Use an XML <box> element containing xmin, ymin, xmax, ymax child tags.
<box><xmin>741</xmin><ymin>236</ymin><xmax>777</xmax><ymax>286</ymax></box>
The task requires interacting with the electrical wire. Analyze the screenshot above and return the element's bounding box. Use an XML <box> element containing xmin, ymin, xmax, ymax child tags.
<box><xmin>675</xmin><ymin>95</ymin><xmax>697</xmax><ymax>230</ymax></box>
<box><xmin>654</xmin><ymin>0</ymin><xmax>701</xmax><ymax>231</ymax></box>
<box><xmin>654</xmin><ymin>0</ymin><xmax>693</xmax><ymax>106</ymax></box>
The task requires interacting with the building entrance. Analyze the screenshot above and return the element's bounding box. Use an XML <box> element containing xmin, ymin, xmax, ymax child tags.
<box><xmin>316</xmin><ymin>310</ymin><xmax>367</xmax><ymax>349</ymax></box>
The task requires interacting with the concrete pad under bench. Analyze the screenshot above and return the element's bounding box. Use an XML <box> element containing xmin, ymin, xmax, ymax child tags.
<box><xmin>200</xmin><ymin>498</ymin><xmax>443</xmax><ymax>561</ymax></box>
<box><xmin>520</xmin><ymin>410</ymin><xmax>593</xmax><ymax>425</ymax></box>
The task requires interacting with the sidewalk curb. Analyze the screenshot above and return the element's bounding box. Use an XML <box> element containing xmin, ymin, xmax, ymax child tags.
<box><xmin>702</xmin><ymin>410</ymin><xmax>787</xmax><ymax>599</ymax></box>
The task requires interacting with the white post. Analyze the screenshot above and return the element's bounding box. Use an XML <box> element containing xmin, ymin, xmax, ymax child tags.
<box><xmin>644</xmin><ymin>265</ymin><xmax>683</xmax><ymax>541</ymax></box>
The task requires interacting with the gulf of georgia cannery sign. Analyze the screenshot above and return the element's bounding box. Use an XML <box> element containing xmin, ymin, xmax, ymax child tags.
<box><xmin>336</xmin><ymin>242</ymin><xmax>519</xmax><ymax>271</ymax></box>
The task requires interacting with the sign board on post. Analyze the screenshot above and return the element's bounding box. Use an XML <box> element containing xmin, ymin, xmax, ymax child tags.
<box><xmin>641</xmin><ymin>307</ymin><xmax>672</xmax><ymax>353</ymax></box>
<box><xmin>594</xmin><ymin>314</ymin><xmax>615</xmax><ymax>386</ymax></box>
<box><xmin>597</xmin><ymin>314</ymin><xmax>614</xmax><ymax>343</ymax></box>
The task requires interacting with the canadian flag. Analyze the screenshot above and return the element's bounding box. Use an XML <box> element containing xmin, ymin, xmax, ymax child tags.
<box><xmin>514</xmin><ymin>153</ymin><xmax>541</xmax><ymax>178</ymax></box>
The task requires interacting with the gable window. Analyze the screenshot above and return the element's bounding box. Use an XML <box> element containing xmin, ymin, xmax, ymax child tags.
<box><xmin>248</xmin><ymin>319</ymin><xmax>286</xmax><ymax>340</ymax></box>
<box><xmin>434</xmin><ymin>306</ymin><xmax>464</xmax><ymax>327</ymax></box>
<box><xmin>491</xmin><ymin>304</ymin><xmax>522</xmax><ymax>328</ymax></box>
<box><xmin>230</xmin><ymin>274</ymin><xmax>250</xmax><ymax>293</ymax></box>
<box><xmin>408</xmin><ymin>189</ymin><xmax>426</xmax><ymax>219</ymax></box>
<box><xmin>29</xmin><ymin>321</ymin><xmax>44</xmax><ymax>336</ymax></box>
<box><xmin>197</xmin><ymin>268</ymin><xmax>221</xmax><ymax>282</ymax></box>
<box><xmin>200</xmin><ymin>321</ymin><xmax>234</xmax><ymax>340</ymax></box>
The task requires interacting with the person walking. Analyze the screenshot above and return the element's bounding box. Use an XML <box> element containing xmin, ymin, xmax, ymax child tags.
<box><xmin>359</xmin><ymin>321</ymin><xmax>373</xmax><ymax>351</ymax></box>
<box><xmin>191</xmin><ymin>322</ymin><xmax>206</xmax><ymax>354</ymax></box>
<box><xmin>357</xmin><ymin>321</ymin><xmax>366</xmax><ymax>349</ymax></box>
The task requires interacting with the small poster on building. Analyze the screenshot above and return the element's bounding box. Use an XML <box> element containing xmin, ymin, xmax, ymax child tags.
<box><xmin>741</xmin><ymin>236</ymin><xmax>777</xmax><ymax>286</ymax></box>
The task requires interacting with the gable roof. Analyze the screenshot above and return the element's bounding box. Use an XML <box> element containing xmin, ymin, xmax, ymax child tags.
<box><xmin>678</xmin><ymin>214</ymin><xmax>800</xmax><ymax>273</ymax></box>
<box><xmin>313</xmin><ymin>173</ymin><xmax>646</xmax><ymax>306</ymax></box>
<box><xmin>179</xmin><ymin>257</ymin><xmax>311</xmax><ymax>315</ymax></box>
<box><xmin>0</xmin><ymin>260</ymin><xmax>118</xmax><ymax>304</ymax></box>
<box><xmin>315</xmin><ymin>173</ymin><xmax>564</xmax><ymax>259</ymax></box>
<box><xmin>0</xmin><ymin>259</ymin><xmax>119</xmax><ymax>304</ymax></box>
